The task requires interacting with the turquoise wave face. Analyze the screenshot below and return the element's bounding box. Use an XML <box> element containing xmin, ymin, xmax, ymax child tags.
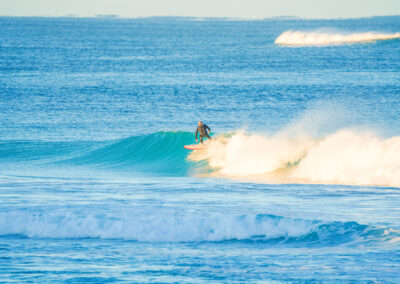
<box><xmin>0</xmin><ymin>132</ymin><xmax>208</xmax><ymax>176</ymax></box>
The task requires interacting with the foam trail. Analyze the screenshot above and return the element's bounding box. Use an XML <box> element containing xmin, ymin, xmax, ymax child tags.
<box><xmin>275</xmin><ymin>30</ymin><xmax>400</xmax><ymax>46</ymax></box>
<box><xmin>191</xmin><ymin>130</ymin><xmax>400</xmax><ymax>187</ymax></box>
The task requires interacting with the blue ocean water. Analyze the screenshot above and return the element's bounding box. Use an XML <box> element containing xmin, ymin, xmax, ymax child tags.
<box><xmin>0</xmin><ymin>16</ymin><xmax>400</xmax><ymax>282</ymax></box>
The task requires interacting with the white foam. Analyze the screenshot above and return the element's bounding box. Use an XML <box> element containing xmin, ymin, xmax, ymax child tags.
<box><xmin>292</xmin><ymin>130</ymin><xmax>400</xmax><ymax>186</ymax></box>
<box><xmin>275</xmin><ymin>30</ymin><xmax>400</xmax><ymax>46</ymax></box>
<box><xmin>195</xmin><ymin>131</ymin><xmax>313</xmax><ymax>176</ymax></box>
<box><xmin>0</xmin><ymin>211</ymin><xmax>313</xmax><ymax>242</ymax></box>
<box><xmin>192</xmin><ymin>130</ymin><xmax>400</xmax><ymax>187</ymax></box>
<box><xmin>1</xmin><ymin>211</ymin><xmax>396</xmax><ymax>244</ymax></box>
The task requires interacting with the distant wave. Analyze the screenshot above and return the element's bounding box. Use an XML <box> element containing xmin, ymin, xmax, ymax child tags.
<box><xmin>190</xmin><ymin>130</ymin><xmax>400</xmax><ymax>187</ymax></box>
<box><xmin>275</xmin><ymin>30</ymin><xmax>400</xmax><ymax>46</ymax></box>
<box><xmin>0</xmin><ymin>211</ymin><xmax>396</xmax><ymax>244</ymax></box>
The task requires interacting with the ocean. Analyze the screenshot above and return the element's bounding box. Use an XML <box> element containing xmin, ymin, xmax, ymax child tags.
<box><xmin>0</xmin><ymin>16</ymin><xmax>399</xmax><ymax>282</ymax></box>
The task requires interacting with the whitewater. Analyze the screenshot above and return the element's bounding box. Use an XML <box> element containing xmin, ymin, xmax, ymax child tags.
<box><xmin>275</xmin><ymin>30</ymin><xmax>400</xmax><ymax>46</ymax></box>
<box><xmin>191</xmin><ymin>129</ymin><xmax>400</xmax><ymax>187</ymax></box>
<box><xmin>0</xmin><ymin>16</ymin><xmax>399</xmax><ymax>282</ymax></box>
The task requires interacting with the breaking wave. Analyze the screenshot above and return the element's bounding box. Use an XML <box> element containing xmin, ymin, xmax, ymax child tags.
<box><xmin>275</xmin><ymin>30</ymin><xmax>400</xmax><ymax>46</ymax></box>
<box><xmin>0</xmin><ymin>211</ymin><xmax>397</xmax><ymax>245</ymax></box>
<box><xmin>1</xmin><ymin>129</ymin><xmax>399</xmax><ymax>187</ymax></box>
<box><xmin>190</xmin><ymin>130</ymin><xmax>400</xmax><ymax>187</ymax></box>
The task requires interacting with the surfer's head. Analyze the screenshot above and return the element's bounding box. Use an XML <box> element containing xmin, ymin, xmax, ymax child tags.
<box><xmin>198</xmin><ymin>121</ymin><xmax>202</xmax><ymax>126</ymax></box>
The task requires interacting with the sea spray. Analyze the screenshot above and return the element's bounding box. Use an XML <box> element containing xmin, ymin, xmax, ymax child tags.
<box><xmin>292</xmin><ymin>130</ymin><xmax>400</xmax><ymax>186</ymax></box>
<box><xmin>191</xmin><ymin>130</ymin><xmax>400</xmax><ymax>187</ymax></box>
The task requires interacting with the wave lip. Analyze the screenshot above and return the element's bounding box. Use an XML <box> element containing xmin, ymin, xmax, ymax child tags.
<box><xmin>0</xmin><ymin>211</ymin><xmax>397</xmax><ymax>245</ymax></box>
<box><xmin>274</xmin><ymin>30</ymin><xmax>400</xmax><ymax>46</ymax></box>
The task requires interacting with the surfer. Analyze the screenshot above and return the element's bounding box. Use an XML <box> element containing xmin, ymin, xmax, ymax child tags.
<box><xmin>195</xmin><ymin>121</ymin><xmax>212</xmax><ymax>144</ymax></box>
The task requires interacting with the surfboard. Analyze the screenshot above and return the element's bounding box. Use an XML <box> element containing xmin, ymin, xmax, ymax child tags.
<box><xmin>184</xmin><ymin>144</ymin><xmax>206</xmax><ymax>150</ymax></box>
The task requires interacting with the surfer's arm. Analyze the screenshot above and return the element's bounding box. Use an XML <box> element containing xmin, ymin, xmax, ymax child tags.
<box><xmin>205</xmin><ymin>125</ymin><xmax>211</xmax><ymax>133</ymax></box>
<box><xmin>195</xmin><ymin>127</ymin><xmax>199</xmax><ymax>140</ymax></box>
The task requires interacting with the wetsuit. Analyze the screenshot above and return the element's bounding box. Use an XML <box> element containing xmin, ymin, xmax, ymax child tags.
<box><xmin>195</xmin><ymin>124</ymin><xmax>211</xmax><ymax>143</ymax></box>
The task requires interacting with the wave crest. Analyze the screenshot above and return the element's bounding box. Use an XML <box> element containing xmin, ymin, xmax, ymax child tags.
<box><xmin>0</xmin><ymin>211</ymin><xmax>395</xmax><ymax>245</ymax></box>
<box><xmin>274</xmin><ymin>30</ymin><xmax>400</xmax><ymax>46</ymax></box>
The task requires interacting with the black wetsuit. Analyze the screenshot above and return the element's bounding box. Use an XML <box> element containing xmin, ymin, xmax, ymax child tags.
<box><xmin>195</xmin><ymin>124</ymin><xmax>211</xmax><ymax>143</ymax></box>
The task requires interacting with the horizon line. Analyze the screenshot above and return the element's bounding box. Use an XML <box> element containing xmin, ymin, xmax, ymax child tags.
<box><xmin>0</xmin><ymin>14</ymin><xmax>400</xmax><ymax>21</ymax></box>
